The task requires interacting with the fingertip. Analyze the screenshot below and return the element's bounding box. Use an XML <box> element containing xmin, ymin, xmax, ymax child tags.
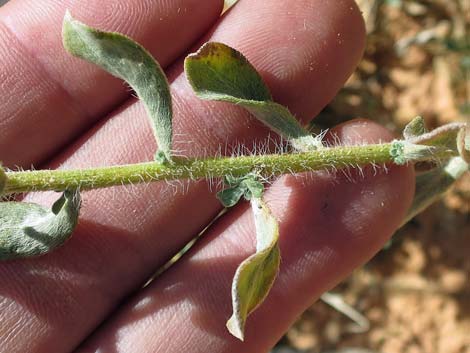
<box><xmin>276</xmin><ymin>118</ymin><xmax>415</xmax><ymax>251</ymax></box>
<box><xmin>208</xmin><ymin>0</ymin><xmax>366</xmax><ymax>122</ymax></box>
<box><xmin>327</xmin><ymin>118</ymin><xmax>416</xmax><ymax>223</ymax></box>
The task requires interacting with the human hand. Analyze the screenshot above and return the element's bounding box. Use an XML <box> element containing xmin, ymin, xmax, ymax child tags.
<box><xmin>0</xmin><ymin>1</ymin><xmax>414</xmax><ymax>352</ymax></box>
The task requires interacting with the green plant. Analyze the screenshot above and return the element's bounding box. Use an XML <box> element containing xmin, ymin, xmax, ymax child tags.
<box><xmin>0</xmin><ymin>12</ymin><xmax>468</xmax><ymax>341</ymax></box>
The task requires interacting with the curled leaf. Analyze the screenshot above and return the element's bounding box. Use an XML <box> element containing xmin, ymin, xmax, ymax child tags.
<box><xmin>185</xmin><ymin>42</ymin><xmax>320</xmax><ymax>151</ymax></box>
<box><xmin>399</xmin><ymin>120</ymin><xmax>470</xmax><ymax>164</ymax></box>
<box><xmin>227</xmin><ymin>197</ymin><xmax>280</xmax><ymax>340</ymax></box>
<box><xmin>400</xmin><ymin>119</ymin><xmax>470</xmax><ymax>224</ymax></box>
<box><xmin>217</xmin><ymin>174</ymin><xmax>264</xmax><ymax>207</ymax></box>
<box><xmin>405</xmin><ymin>121</ymin><xmax>467</xmax><ymax>156</ymax></box>
<box><xmin>0</xmin><ymin>190</ymin><xmax>81</xmax><ymax>260</ymax></box>
<box><xmin>402</xmin><ymin>157</ymin><xmax>468</xmax><ymax>225</ymax></box>
<box><xmin>217</xmin><ymin>186</ymin><xmax>246</xmax><ymax>208</ymax></box>
<box><xmin>457</xmin><ymin>125</ymin><xmax>470</xmax><ymax>163</ymax></box>
<box><xmin>62</xmin><ymin>11</ymin><xmax>173</xmax><ymax>161</ymax></box>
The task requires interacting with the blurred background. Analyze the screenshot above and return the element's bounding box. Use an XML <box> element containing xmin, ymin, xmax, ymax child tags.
<box><xmin>269</xmin><ymin>1</ymin><xmax>470</xmax><ymax>352</ymax></box>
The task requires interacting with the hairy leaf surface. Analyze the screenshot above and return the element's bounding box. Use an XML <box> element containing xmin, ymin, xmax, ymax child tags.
<box><xmin>402</xmin><ymin>119</ymin><xmax>469</xmax><ymax>224</ymax></box>
<box><xmin>0</xmin><ymin>190</ymin><xmax>81</xmax><ymax>260</ymax></box>
<box><xmin>185</xmin><ymin>42</ymin><xmax>319</xmax><ymax>151</ymax></box>
<box><xmin>63</xmin><ymin>11</ymin><xmax>173</xmax><ymax>161</ymax></box>
<box><xmin>402</xmin><ymin>157</ymin><xmax>468</xmax><ymax>225</ymax></box>
<box><xmin>226</xmin><ymin>197</ymin><xmax>280</xmax><ymax>340</ymax></box>
<box><xmin>405</xmin><ymin>121</ymin><xmax>468</xmax><ymax>160</ymax></box>
<box><xmin>217</xmin><ymin>174</ymin><xmax>264</xmax><ymax>207</ymax></box>
<box><xmin>403</xmin><ymin>116</ymin><xmax>427</xmax><ymax>140</ymax></box>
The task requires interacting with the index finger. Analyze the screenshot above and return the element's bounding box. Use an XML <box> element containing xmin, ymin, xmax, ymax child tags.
<box><xmin>0</xmin><ymin>0</ymin><xmax>223</xmax><ymax>167</ymax></box>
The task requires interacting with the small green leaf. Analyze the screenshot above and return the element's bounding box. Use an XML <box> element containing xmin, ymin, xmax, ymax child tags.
<box><xmin>0</xmin><ymin>190</ymin><xmax>81</xmax><ymax>260</ymax></box>
<box><xmin>406</xmin><ymin>122</ymin><xmax>467</xmax><ymax>152</ymax></box>
<box><xmin>227</xmin><ymin>197</ymin><xmax>280</xmax><ymax>340</ymax></box>
<box><xmin>403</xmin><ymin>116</ymin><xmax>427</xmax><ymax>140</ymax></box>
<box><xmin>62</xmin><ymin>11</ymin><xmax>173</xmax><ymax>161</ymax></box>
<box><xmin>242</xmin><ymin>177</ymin><xmax>264</xmax><ymax>200</ymax></box>
<box><xmin>0</xmin><ymin>165</ymin><xmax>6</xmax><ymax>195</ymax></box>
<box><xmin>185</xmin><ymin>42</ymin><xmax>319</xmax><ymax>151</ymax></box>
<box><xmin>217</xmin><ymin>186</ymin><xmax>246</xmax><ymax>208</ymax></box>
<box><xmin>217</xmin><ymin>174</ymin><xmax>264</xmax><ymax>208</ymax></box>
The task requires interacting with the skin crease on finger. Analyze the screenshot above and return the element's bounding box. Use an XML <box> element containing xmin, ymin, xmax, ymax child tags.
<box><xmin>0</xmin><ymin>0</ymin><xmax>223</xmax><ymax>167</ymax></box>
<box><xmin>0</xmin><ymin>1</ymin><xmax>367</xmax><ymax>353</ymax></box>
<box><xmin>76</xmin><ymin>120</ymin><xmax>415</xmax><ymax>353</ymax></box>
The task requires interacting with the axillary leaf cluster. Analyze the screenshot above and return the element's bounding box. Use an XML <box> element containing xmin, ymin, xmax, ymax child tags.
<box><xmin>0</xmin><ymin>12</ymin><xmax>468</xmax><ymax>341</ymax></box>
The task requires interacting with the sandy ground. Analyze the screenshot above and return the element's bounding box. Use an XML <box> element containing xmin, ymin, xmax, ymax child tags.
<box><xmin>277</xmin><ymin>1</ymin><xmax>469</xmax><ymax>352</ymax></box>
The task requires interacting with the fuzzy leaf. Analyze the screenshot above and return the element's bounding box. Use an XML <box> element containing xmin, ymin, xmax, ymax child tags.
<box><xmin>217</xmin><ymin>186</ymin><xmax>246</xmax><ymax>208</ymax></box>
<box><xmin>403</xmin><ymin>116</ymin><xmax>427</xmax><ymax>139</ymax></box>
<box><xmin>242</xmin><ymin>178</ymin><xmax>264</xmax><ymax>200</ymax></box>
<box><xmin>402</xmin><ymin>157</ymin><xmax>468</xmax><ymax>225</ymax></box>
<box><xmin>0</xmin><ymin>190</ymin><xmax>81</xmax><ymax>260</ymax></box>
<box><xmin>227</xmin><ymin>197</ymin><xmax>280</xmax><ymax>340</ymax></box>
<box><xmin>185</xmin><ymin>42</ymin><xmax>319</xmax><ymax>151</ymax></box>
<box><xmin>401</xmin><ymin>121</ymin><xmax>469</xmax><ymax>224</ymax></box>
<box><xmin>62</xmin><ymin>11</ymin><xmax>173</xmax><ymax>161</ymax></box>
<box><xmin>217</xmin><ymin>174</ymin><xmax>264</xmax><ymax>208</ymax></box>
<box><xmin>405</xmin><ymin>122</ymin><xmax>467</xmax><ymax>154</ymax></box>
<box><xmin>398</xmin><ymin>121</ymin><xmax>469</xmax><ymax>164</ymax></box>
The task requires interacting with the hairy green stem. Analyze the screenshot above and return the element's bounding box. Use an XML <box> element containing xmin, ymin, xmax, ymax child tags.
<box><xmin>2</xmin><ymin>142</ymin><xmax>447</xmax><ymax>195</ymax></box>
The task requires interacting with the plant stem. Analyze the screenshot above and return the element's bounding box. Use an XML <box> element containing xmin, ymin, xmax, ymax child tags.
<box><xmin>2</xmin><ymin>142</ymin><xmax>446</xmax><ymax>195</ymax></box>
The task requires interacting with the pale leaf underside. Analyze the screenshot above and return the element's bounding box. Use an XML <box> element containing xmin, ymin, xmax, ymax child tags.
<box><xmin>0</xmin><ymin>190</ymin><xmax>81</xmax><ymax>260</ymax></box>
<box><xmin>62</xmin><ymin>11</ymin><xmax>173</xmax><ymax>161</ymax></box>
<box><xmin>226</xmin><ymin>197</ymin><xmax>280</xmax><ymax>340</ymax></box>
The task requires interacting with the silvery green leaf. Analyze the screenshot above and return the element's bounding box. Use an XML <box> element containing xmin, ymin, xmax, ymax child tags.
<box><xmin>227</xmin><ymin>197</ymin><xmax>280</xmax><ymax>340</ymax></box>
<box><xmin>217</xmin><ymin>186</ymin><xmax>246</xmax><ymax>208</ymax></box>
<box><xmin>406</xmin><ymin>122</ymin><xmax>467</xmax><ymax>154</ymax></box>
<box><xmin>397</xmin><ymin>121</ymin><xmax>469</xmax><ymax>164</ymax></box>
<box><xmin>403</xmin><ymin>116</ymin><xmax>427</xmax><ymax>140</ymax></box>
<box><xmin>242</xmin><ymin>177</ymin><xmax>264</xmax><ymax>200</ymax></box>
<box><xmin>224</xmin><ymin>174</ymin><xmax>242</xmax><ymax>187</ymax></box>
<box><xmin>217</xmin><ymin>174</ymin><xmax>264</xmax><ymax>208</ymax></box>
<box><xmin>402</xmin><ymin>157</ymin><xmax>468</xmax><ymax>225</ymax></box>
<box><xmin>399</xmin><ymin>122</ymin><xmax>469</xmax><ymax>224</ymax></box>
<box><xmin>62</xmin><ymin>11</ymin><xmax>173</xmax><ymax>161</ymax></box>
<box><xmin>0</xmin><ymin>190</ymin><xmax>81</xmax><ymax>260</ymax></box>
<box><xmin>184</xmin><ymin>42</ymin><xmax>320</xmax><ymax>151</ymax></box>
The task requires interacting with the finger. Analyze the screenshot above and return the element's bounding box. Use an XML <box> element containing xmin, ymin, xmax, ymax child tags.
<box><xmin>0</xmin><ymin>1</ymin><xmax>366</xmax><ymax>352</ymax></box>
<box><xmin>77</xmin><ymin>120</ymin><xmax>415</xmax><ymax>353</ymax></box>
<box><xmin>0</xmin><ymin>0</ymin><xmax>223</xmax><ymax>167</ymax></box>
